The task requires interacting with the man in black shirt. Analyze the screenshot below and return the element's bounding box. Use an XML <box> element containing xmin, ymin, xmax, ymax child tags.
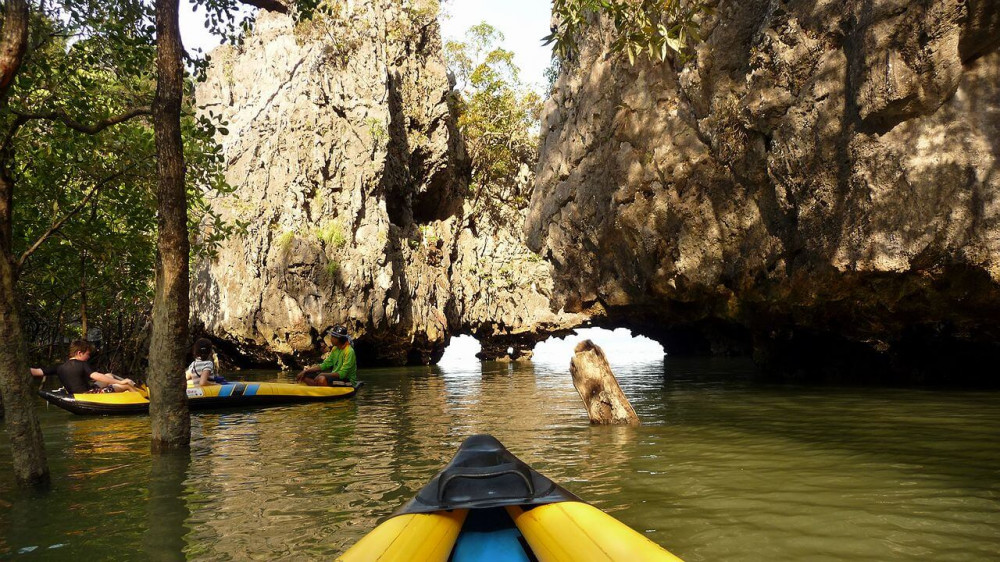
<box><xmin>30</xmin><ymin>340</ymin><xmax>138</xmax><ymax>394</ymax></box>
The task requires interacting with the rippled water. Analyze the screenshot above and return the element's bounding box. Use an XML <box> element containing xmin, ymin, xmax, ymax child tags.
<box><xmin>2</xmin><ymin>357</ymin><xmax>999</xmax><ymax>561</ymax></box>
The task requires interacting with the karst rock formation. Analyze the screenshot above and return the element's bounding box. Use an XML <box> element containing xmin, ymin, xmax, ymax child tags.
<box><xmin>191</xmin><ymin>4</ymin><xmax>580</xmax><ymax>367</ymax></box>
<box><xmin>527</xmin><ymin>0</ymin><xmax>1000</xmax><ymax>382</ymax></box>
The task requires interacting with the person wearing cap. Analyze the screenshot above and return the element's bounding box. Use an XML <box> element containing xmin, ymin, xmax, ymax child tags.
<box><xmin>296</xmin><ymin>326</ymin><xmax>357</xmax><ymax>386</ymax></box>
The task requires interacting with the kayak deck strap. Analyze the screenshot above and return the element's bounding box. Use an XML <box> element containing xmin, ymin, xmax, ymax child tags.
<box><xmin>394</xmin><ymin>434</ymin><xmax>579</xmax><ymax>515</ymax></box>
<box><xmin>438</xmin><ymin>462</ymin><xmax>535</xmax><ymax>502</ymax></box>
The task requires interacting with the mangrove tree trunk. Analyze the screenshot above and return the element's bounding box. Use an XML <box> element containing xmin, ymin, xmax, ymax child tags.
<box><xmin>148</xmin><ymin>0</ymin><xmax>190</xmax><ymax>452</ymax></box>
<box><xmin>0</xmin><ymin>0</ymin><xmax>49</xmax><ymax>488</ymax></box>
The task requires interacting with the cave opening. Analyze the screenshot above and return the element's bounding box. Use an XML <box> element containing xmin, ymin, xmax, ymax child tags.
<box><xmin>532</xmin><ymin>328</ymin><xmax>664</xmax><ymax>366</ymax></box>
<box><xmin>438</xmin><ymin>335</ymin><xmax>482</xmax><ymax>367</ymax></box>
<box><xmin>437</xmin><ymin>328</ymin><xmax>664</xmax><ymax>367</ymax></box>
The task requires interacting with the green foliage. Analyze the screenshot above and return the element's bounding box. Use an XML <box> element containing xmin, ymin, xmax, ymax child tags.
<box><xmin>5</xmin><ymin>2</ymin><xmax>234</xmax><ymax>372</ymax></box>
<box><xmin>293</xmin><ymin>2</ymin><xmax>364</xmax><ymax>66</ymax></box>
<box><xmin>324</xmin><ymin>260</ymin><xmax>340</xmax><ymax>277</ymax></box>
<box><xmin>544</xmin><ymin>0</ymin><xmax>712</xmax><ymax>65</ymax></box>
<box><xmin>445</xmin><ymin>23</ymin><xmax>541</xmax><ymax>222</ymax></box>
<box><xmin>404</xmin><ymin>0</ymin><xmax>440</xmax><ymax>25</ymax></box>
<box><xmin>317</xmin><ymin>220</ymin><xmax>347</xmax><ymax>248</ymax></box>
<box><xmin>419</xmin><ymin>224</ymin><xmax>439</xmax><ymax>245</ymax></box>
<box><xmin>276</xmin><ymin>230</ymin><xmax>296</xmax><ymax>253</ymax></box>
<box><xmin>7</xmin><ymin>3</ymin><xmax>155</xmax><ymax>371</ymax></box>
<box><xmin>366</xmin><ymin>117</ymin><xmax>388</xmax><ymax>152</ymax></box>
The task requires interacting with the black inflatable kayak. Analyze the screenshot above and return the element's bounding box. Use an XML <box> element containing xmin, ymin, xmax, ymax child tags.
<box><xmin>337</xmin><ymin>434</ymin><xmax>683</xmax><ymax>561</ymax></box>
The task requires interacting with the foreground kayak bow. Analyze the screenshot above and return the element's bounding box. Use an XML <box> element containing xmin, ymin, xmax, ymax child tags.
<box><xmin>338</xmin><ymin>434</ymin><xmax>683</xmax><ymax>561</ymax></box>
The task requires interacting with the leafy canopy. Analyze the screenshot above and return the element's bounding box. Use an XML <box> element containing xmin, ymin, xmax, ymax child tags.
<box><xmin>544</xmin><ymin>0</ymin><xmax>712</xmax><ymax>65</ymax></box>
<box><xmin>5</xmin><ymin>2</ymin><xmax>233</xmax><ymax>369</ymax></box>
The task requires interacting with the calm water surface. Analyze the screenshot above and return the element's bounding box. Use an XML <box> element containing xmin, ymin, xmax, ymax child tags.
<box><xmin>2</xmin><ymin>356</ymin><xmax>999</xmax><ymax>561</ymax></box>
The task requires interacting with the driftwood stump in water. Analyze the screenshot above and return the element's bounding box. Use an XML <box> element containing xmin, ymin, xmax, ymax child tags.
<box><xmin>570</xmin><ymin>340</ymin><xmax>640</xmax><ymax>425</ymax></box>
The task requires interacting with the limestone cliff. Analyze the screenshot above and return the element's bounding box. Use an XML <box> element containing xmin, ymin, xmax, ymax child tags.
<box><xmin>527</xmin><ymin>0</ymin><xmax>1000</xmax><ymax>382</ymax></box>
<box><xmin>192</xmin><ymin>4</ymin><xmax>578</xmax><ymax>367</ymax></box>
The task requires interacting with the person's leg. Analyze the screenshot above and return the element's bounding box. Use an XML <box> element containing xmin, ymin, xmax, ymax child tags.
<box><xmin>312</xmin><ymin>375</ymin><xmax>350</xmax><ymax>387</ymax></box>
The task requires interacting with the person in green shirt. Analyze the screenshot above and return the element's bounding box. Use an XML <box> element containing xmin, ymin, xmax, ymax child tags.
<box><xmin>296</xmin><ymin>325</ymin><xmax>357</xmax><ymax>386</ymax></box>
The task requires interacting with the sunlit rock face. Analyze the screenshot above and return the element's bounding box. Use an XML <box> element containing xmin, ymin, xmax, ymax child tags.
<box><xmin>527</xmin><ymin>0</ymin><xmax>1000</xmax><ymax>382</ymax></box>
<box><xmin>192</xmin><ymin>5</ymin><xmax>580</xmax><ymax>367</ymax></box>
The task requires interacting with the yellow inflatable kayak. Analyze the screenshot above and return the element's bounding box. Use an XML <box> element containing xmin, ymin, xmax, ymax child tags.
<box><xmin>38</xmin><ymin>381</ymin><xmax>361</xmax><ymax>415</ymax></box>
<box><xmin>338</xmin><ymin>434</ymin><xmax>683</xmax><ymax>562</ymax></box>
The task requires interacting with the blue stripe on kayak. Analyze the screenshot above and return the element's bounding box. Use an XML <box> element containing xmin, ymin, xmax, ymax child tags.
<box><xmin>451</xmin><ymin>508</ymin><xmax>531</xmax><ymax>562</ymax></box>
<box><xmin>244</xmin><ymin>384</ymin><xmax>258</xmax><ymax>397</ymax></box>
<box><xmin>219</xmin><ymin>385</ymin><xmax>234</xmax><ymax>397</ymax></box>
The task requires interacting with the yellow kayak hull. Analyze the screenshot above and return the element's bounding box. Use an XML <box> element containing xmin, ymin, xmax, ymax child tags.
<box><xmin>337</xmin><ymin>510</ymin><xmax>468</xmax><ymax>562</ymax></box>
<box><xmin>339</xmin><ymin>503</ymin><xmax>680</xmax><ymax>562</ymax></box>
<box><xmin>38</xmin><ymin>381</ymin><xmax>360</xmax><ymax>415</ymax></box>
<box><xmin>338</xmin><ymin>434</ymin><xmax>682</xmax><ymax>561</ymax></box>
<box><xmin>507</xmin><ymin>502</ymin><xmax>683</xmax><ymax>562</ymax></box>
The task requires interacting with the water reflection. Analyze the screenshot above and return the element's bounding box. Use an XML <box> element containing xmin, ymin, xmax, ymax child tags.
<box><xmin>144</xmin><ymin>451</ymin><xmax>190</xmax><ymax>561</ymax></box>
<box><xmin>1</xmin><ymin>360</ymin><xmax>999</xmax><ymax>561</ymax></box>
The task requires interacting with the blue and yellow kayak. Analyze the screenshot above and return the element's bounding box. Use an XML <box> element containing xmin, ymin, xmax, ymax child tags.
<box><xmin>338</xmin><ymin>434</ymin><xmax>683</xmax><ymax>561</ymax></box>
<box><xmin>38</xmin><ymin>381</ymin><xmax>361</xmax><ymax>416</ymax></box>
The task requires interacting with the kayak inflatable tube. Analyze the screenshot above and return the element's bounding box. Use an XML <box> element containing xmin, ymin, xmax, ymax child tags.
<box><xmin>38</xmin><ymin>381</ymin><xmax>363</xmax><ymax>416</ymax></box>
<box><xmin>338</xmin><ymin>434</ymin><xmax>683</xmax><ymax>562</ymax></box>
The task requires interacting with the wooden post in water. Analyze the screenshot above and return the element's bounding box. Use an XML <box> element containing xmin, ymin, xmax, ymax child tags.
<box><xmin>570</xmin><ymin>340</ymin><xmax>640</xmax><ymax>425</ymax></box>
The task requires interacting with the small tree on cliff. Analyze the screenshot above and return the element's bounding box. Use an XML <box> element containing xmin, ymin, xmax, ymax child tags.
<box><xmin>445</xmin><ymin>23</ymin><xmax>541</xmax><ymax>226</ymax></box>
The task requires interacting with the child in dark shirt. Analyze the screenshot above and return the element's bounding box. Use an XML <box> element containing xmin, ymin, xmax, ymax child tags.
<box><xmin>30</xmin><ymin>340</ymin><xmax>138</xmax><ymax>394</ymax></box>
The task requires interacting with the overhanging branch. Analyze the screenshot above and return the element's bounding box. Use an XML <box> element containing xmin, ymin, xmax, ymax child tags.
<box><xmin>0</xmin><ymin>114</ymin><xmax>29</xmax><ymax>153</ymax></box>
<box><xmin>12</xmin><ymin>106</ymin><xmax>152</xmax><ymax>135</ymax></box>
<box><xmin>17</xmin><ymin>167</ymin><xmax>131</xmax><ymax>272</ymax></box>
<box><xmin>238</xmin><ymin>0</ymin><xmax>289</xmax><ymax>13</ymax></box>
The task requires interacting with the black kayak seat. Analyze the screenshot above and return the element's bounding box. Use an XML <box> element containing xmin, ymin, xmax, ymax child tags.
<box><xmin>394</xmin><ymin>434</ymin><xmax>579</xmax><ymax>515</ymax></box>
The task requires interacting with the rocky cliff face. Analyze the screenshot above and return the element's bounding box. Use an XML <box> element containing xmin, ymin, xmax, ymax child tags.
<box><xmin>192</xmin><ymin>4</ymin><xmax>578</xmax><ymax>367</ymax></box>
<box><xmin>527</xmin><ymin>0</ymin><xmax>1000</xmax><ymax>382</ymax></box>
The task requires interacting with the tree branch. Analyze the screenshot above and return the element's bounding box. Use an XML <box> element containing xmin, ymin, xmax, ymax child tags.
<box><xmin>0</xmin><ymin>114</ymin><xmax>29</xmax><ymax>153</ymax></box>
<box><xmin>238</xmin><ymin>0</ymin><xmax>289</xmax><ymax>14</ymax></box>
<box><xmin>17</xmin><ymin>168</ymin><xmax>130</xmax><ymax>271</ymax></box>
<box><xmin>11</xmin><ymin>106</ymin><xmax>152</xmax><ymax>135</ymax></box>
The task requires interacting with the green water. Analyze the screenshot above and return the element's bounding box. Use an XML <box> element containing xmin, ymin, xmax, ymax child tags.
<box><xmin>2</xmin><ymin>357</ymin><xmax>999</xmax><ymax>561</ymax></box>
